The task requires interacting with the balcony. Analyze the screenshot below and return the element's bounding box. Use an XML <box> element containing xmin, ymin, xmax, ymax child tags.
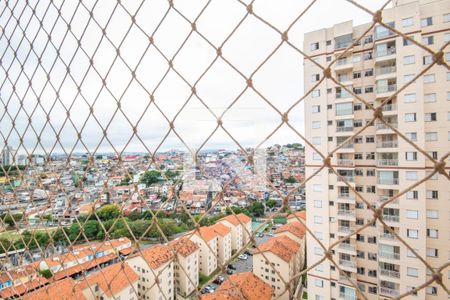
<box><xmin>382</xmin><ymin>215</ymin><xmax>399</xmax><ymax>223</ymax></box>
<box><xmin>378</xmin><ymin>196</ymin><xmax>399</xmax><ymax>205</ymax></box>
<box><xmin>337</xmin><ymin>209</ymin><xmax>355</xmax><ymax>217</ymax></box>
<box><xmin>379</xmin><ymin>251</ymin><xmax>400</xmax><ymax>260</ymax></box>
<box><xmin>336</xmin><ymin>91</ymin><xmax>352</xmax><ymax>99</ymax></box>
<box><xmin>376</xmin><ymin>141</ymin><xmax>398</xmax><ymax>148</ymax></box>
<box><xmin>378</xmin><ymin>178</ymin><xmax>399</xmax><ymax>185</ymax></box>
<box><xmin>375</xmin><ymin>65</ymin><xmax>396</xmax><ymax>76</ymax></box>
<box><xmin>376</xmin><ymin>122</ymin><xmax>398</xmax><ymax>130</ymax></box>
<box><xmin>338</xmin><ymin>243</ymin><xmax>356</xmax><ymax>252</ymax></box>
<box><xmin>335</xmin><ymin>58</ymin><xmax>353</xmax><ymax>71</ymax></box>
<box><xmin>380</xmin><ymin>287</ymin><xmax>400</xmax><ymax>297</ymax></box>
<box><xmin>339</xmin><ymin>292</ymin><xmax>357</xmax><ymax>300</ymax></box>
<box><xmin>337</xmin><ymin>75</ymin><xmax>352</xmax><ymax>83</ymax></box>
<box><xmin>336</xmin><ymin>159</ymin><xmax>354</xmax><ymax>167</ymax></box>
<box><xmin>338</xmin><ymin>226</ymin><xmax>355</xmax><ymax>235</ymax></box>
<box><xmin>375</xmin><ymin>47</ymin><xmax>396</xmax><ymax>59</ymax></box>
<box><xmin>377</xmin><ymin>159</ymin><xmax>398</xmax><ymax>166</ymax></box>
<box><xmin>376</xmin><ymin>84</ymin><xmax>397</xmax><ymax>94</ymax></box>
<box><xmin>337</xmin><ymin>194</ymin><xmax>356</xmax><ymax>204</ymax></box>
<box><xmin>380</xmin><ymin>269</ymin><xmax>400</xmax><ymax>279</ymax></box>
<box><xmin>339</xmin><ymin>259</ymin><xmax>356</xmax><ymax>269</ymax></box>
<box><xmin>381</xmin><ymin>104</ymin><xmax>397</xmax><ymax>112</ymax></box>
<box><xmin>337</xmin><ymin>176</ymin><xmax>354</xmax><ymax>183</ymax></box>
<box><xmin>336</xmin><ymin>126</ymin><xmax>354</xmax><ymax>133</ymax></box>
<box><xmin>379</xmin><ymin>232</ymin><xmax>397</xmax><ymax>241</ymax></box>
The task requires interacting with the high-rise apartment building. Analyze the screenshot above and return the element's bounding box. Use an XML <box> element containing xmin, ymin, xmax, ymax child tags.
<box><xmin>304</xmin><ymin>0</ymin><xmax>450</xmax><ymax>299</ymax></box>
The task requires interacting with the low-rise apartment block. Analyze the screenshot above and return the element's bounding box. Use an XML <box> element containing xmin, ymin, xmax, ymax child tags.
<box><xmin>217</xmin><ymin>213</ymin><xmax>252</xmax><ymax>251</ymax></box>
<box><xmin>210</xmin><ymin>223</ymin><xmax>233</xmax><ymax>266</ymax></box>
<box><xmin>274</xmin><ymin>220</ymin><xmax>306</xmax><ymax>270</ymax></box>
<box><xmin>189</xmin><ymin>227</ymin><xmax>218</xmax><ymax>276</ymax></box>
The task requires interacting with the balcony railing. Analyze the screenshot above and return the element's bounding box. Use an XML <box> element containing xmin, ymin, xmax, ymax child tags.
<box><xmin>377</xmin><ymin>159</ymin><xmax>399</xmax><ymax>166</ymax></box>
<box><xmin>336</xmin><ymin>58</ymin><xmax>350</xmax><ymax>66</ymax></box>
<box><xmin>338</xmin><ymin>143</ymin><xmax>354</xmax><ymax>149</ymax></box>
<box><xmin>380</xmin><ymin>287</ymin><xmax>400</xmax><ymax>297</ymax></box>
<box><xmin>376</xmin><ymin>84</ymin><xmax>397</xmax><ymax>93</ymax></box>
<box><xmin>382</xmin><ymin>104</ymin><xmax>397</xmax><ymax>111</ymax></box>
<box><xmin>337</xmin><ymin>176</ymin><xmax>355</xmax><ymax>183</ymax></box>
<box><xmin>379</xmin><ymin>232</ymin><xmax>397</xmax><ymax>241</ymax></box>
<box><xmin>336</xmin><ymin>91</ymin><xmax>352</xmax><ymax>99</ymax></box>
<box><xmin>376</xmin><ymin>122</ymin><xmax>398</xmax><ymax>130</ymax></box>
<box><xmin>378</xmin><ymin>196</ymin><xmax>399</xmax><ymax>204</ymax></box>
<box><xmin>379</xmin><ymin>251</ymin><xmax>400</xmax><ymax>260</ymax></box>
<box><xmin>337</xmin><ymin>209</ymin><xmax>355</xmax><ymax>217</ymax></box>
<box><xmin>338</xmin><ymin>243</ymin><xmax>356</xmax><ymax>251</ymax></box>
<box><xmin>338</xmin><ymin>226</ymin><xmax>355</xmax><ymax>234</ymax></box>
<box><xmin>375</xmin><ymin>47</ymin><xmax>396</xmax><ymax>57</ymax></box>
<box><xmin>375</xmin><ymin>65</ymin><xmax>396</xmax><ymax>76</ymax></box>
<box><xmin>337</xmin><ymin>75</ymin><xmax>352</xmax><ymax>82</ymax></box>
<box><xmin>382</xmin><ymin>215</ymin><xmax>399</xmax><ymax>222</ymax></box>
<box><xmin>376</xmin><ymin>141</ymin><xmax>398</xmax><ymax>148</ymax></box>
<box><xmin>336</xmin><ymin>126</ymin><xmax>354</xmax><ymax>132</ymax></box>
<box><xmin>380</xmin><ymin>269</ymin><xmax>400</xmax><ymax>278</ymax></box>
<box><xmin>337</xmin><ymin>193</ymin><xmax>354</xmax><ymax>199</ymax></box>
<box><xmin>378</xmin><ymin>178</ymin><xmax>399</xmax><ymax>185</ymax></box>
<box><xmin>336</xmin><ymin>159</ymin><xmax>354</xmax><ymax>166</ymax></box>
<box><xmin>339</xmin><ymin>259</ymin><xmax>356</xmax><ymax>269</ymax></box>
<box><xmin>339</xmin><ymin>292</ymin><xmax>357</xmax><ymax>300</ymax></box>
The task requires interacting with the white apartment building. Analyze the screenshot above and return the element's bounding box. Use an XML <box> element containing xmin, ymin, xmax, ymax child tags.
<box><xmin>127</xmin><ymin>245</ymin><xmax>174</xmax><ymax>300</ymax></box>
<box><xmin>218</xmin><ymin>213</ymin><xmax>252</xmax><ymax>251</ymax></box>
<box><xmin>210</xmin><ymin>223</ymin><xmax>233</xmax><ymax>267</ymax></box>
<box><xmin>168</xmin><ymin>237</ymin><xmax>199</xmax><ymax>298</ymax></box>
<box><xmin>189</xmin><ymin>227</ymin><xmax>218</xmax><ymax>276</ymax></box>
<box><xmin>304</xmin><ymin>0</ymin><xmax>450</xmax><ymax>299</ymax></box>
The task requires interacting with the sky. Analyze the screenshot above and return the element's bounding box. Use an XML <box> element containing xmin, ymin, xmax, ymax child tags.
<box><xmin>0</xmin><ymin>0</ymin><xmax>388</xmax><ymax>155</ymax></box>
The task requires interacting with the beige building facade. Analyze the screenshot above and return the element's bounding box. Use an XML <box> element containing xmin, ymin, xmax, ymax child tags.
<box><xmin>189</xmin><ymin>227</ymin><xmax>218</xmax><ymax>276</ymax></box>
<box><xmin>303</xmin><ymin>0</ymin><xmax>450</xmax><ymax>299</ymax></box>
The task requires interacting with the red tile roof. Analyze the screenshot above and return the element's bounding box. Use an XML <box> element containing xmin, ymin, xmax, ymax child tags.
<box><xmin>219</xmin><ymin>213</ymin><xmax>251</xmax><ymax>226</ymax></box>
<box><xmin>193</xmin><ymin>226</ymin><xmax>218</xmax><ymax>242</ymax></box>
<box><xmin>0</xmin><ymin>277</ymin><xmax>48</xmax><ymax>299</ymax></box>
<box><xmin>254</xmin><ymin>236</ymin><xmax>300</xmax><ymax>262</ymax></box>
<box><xmin>287</xmin><ymin>211</ymin><xmax>306</xmax><ymax>221</ymax></box>
<box><xmin>78</xmin><ymin>263</ymin><xmax>138</xmax><ymax>297</ymax></box>
<box><xmin>274</xmin><ymin>221</ymin><xmax>306</xmax><ymax>238</ymax></box>
<box><xmin>53</xmin><ymin>253</ymin><xmax>116</xmax><ymax>280</ymax></box>
<box><xmin>201</xmin><ymin>272</ymin><xmax>273</xmax><ymax>300</ymax></box>
<box><xmin>168</xmin><ymin>237</ymin><xmax>198</xmax><ymax>257</ymax></box>
<box><xmin>22</xmin><ymin>278</ymin><xmax>85</xmax><ymax>300</ymax></box>
<box><xmin>210</xmin><ymin>223</ymin><xmax>231</xmax><ymax>237</ymax></box>
<box><xmin>139</xmin><ymin>245</ymin><xmax>174</xmax><ymax>269</ymax></box>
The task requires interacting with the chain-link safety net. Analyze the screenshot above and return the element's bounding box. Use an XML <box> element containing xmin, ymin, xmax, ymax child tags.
<box><xmin>0</xmin><ymin>0</ymin><xmax>449</xmax><ymax>299</ymax></box>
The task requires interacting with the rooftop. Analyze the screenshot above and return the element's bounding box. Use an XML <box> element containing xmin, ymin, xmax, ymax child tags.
<box><xmin>22</xmin><ymin>278</ymin><xmax>85</xmax><ymax>300</ymax></box>
<box><xmin>254</xmin><ymin>236</ymin><xmax>300</xmax><ymax>262</ymax></box>
<box><xmin>168</xmin><ymin>237</ymin><xmax>199</xmax><ymax>257</ymax></box>
<box><xmin>210</xmin><ymin>223</ymin><xmax>232</xmax><ymax>237</ymax></box>
<box><xmin>274</xmin><ymin>221</ymin><xmax>306</xmax><ymax>238</ymax></box>
<box><xmin>219</xmin><ymin>213</ymin><xmax>252</xmax><ymax>226</ymax></box>
<box><xmin>138</xmin><ymin>245</ymin><xmax>174</xmax><ymax>269</ymax></box>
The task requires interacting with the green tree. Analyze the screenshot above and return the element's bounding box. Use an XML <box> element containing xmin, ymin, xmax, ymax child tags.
<box><xmin>248</xmin><ymin>202</ymin><xmax>265</xmax><ymax>217</ymax></box>
<box><xmin>127</xmin><ymin>210</ymin><xmax>142</xmax><ymax>221</ymax></box>
<box><xmin>68</xmin><ymin>223</ymin><xmax>81</xmax><ymax>242</ymax></box>
<box><xmin>39</xmin><ymin>269</ymin><xmax>53</xmax><ymax>279</ymax></box>
<box><xmin>118</xmin><ymin>174</ymin><xmax>132</xmax><ymax>186</ymax></box>
<box><xmin>96</xmin><ymin>204</ymin><xmax>120</xmax><ymax>220</ymax></box>
<box><xmin>129</xmin><ymin>219</ymin><xmax>151</xmax><ymax>238</ymax></box>
<box><xmin>266</xmin><ymin>199</ymin><xmax>277</xmax><ymax>208</ymax></box>
<box><xmin>285</xmin><ymin>176</ymin><xmax>297</xmax><ymax>184</ymax></box>
<box><xmin>225</xmin><ymin>206</ymin><xmax>250</xmax><ymax>217</ymax></box>
<box><xmin>3</xmin><ymin>213</ymin><xmax>23</xmax><ymax>227</ymax></box>
<box><xmin>83</xmin><ymin>220</ymin><xmax>100</xmax><ymax>240</ymax></box>
<box><xmin>164</xmin><ymin>170</ymin><xmax>179</xmax><ymax>180</ymax></box>
<box><xmin>140</xmin><ymin>170</ymin><xmax>161</xmax><ymax>186</ymax></box>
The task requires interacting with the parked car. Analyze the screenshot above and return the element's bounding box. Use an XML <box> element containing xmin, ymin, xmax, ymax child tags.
<box><xmin>213</xmin><ymin>276</ymin><xmax>225</xmax><ymax>284</ymax></box>
<box><xmin>238</xmin><ymin>254</ymin><xmax>248</xmax><ymax>260</ymax></box>
<box><xmin>244</xmin><ymin>250</ymin><xmax>253</xmax><ymax>256</ymax></box>
<box><xmin>226</xmin><ymin>269</ymin><xmax>234</xmax><ymax>275</ymax></box>
<box><xmin>268</xmin><ymin>232</ymin><xmax>274</xmax><ymax>237</ymax></box>
<box><xmin>227</xmin><ymin>264</ymin><xmax>236</xmax><ymax>270</ymax></box>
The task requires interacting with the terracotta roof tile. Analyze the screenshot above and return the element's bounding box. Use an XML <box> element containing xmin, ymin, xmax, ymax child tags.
<box><xmin>201</xmin><ymin>272</ymin><xmax>273</xmax><ymax>300</ymax></box>
<box><xmin>193</xmin><ymin>226</ymin><xmax>218</xmax><ymax>242</ymax></box>
<box><xmin>78</xmin><ymin>263</ymin><xmax>138</xmax><ymax>297</ymax></box>
<box><xmin>274</xmin><ymin>221</ymin><xmax>306</xmax><ymax>238</ymax></box>
<box><xmin>22</xmin><ymin>278</ymin><xmax>85</xmax><ymax>300</ymax></box>
<box><xmin>254</xmin><ymin>236</ymin><xmax>300</xmax><ymax>262</ymax></box>
<box><xmin>219</xmin><ymin>213</ymin><xmax>251</xmax><ymax>226</ymax></box>
<box><xmin>0</xmin><ymin>277</ymin><xmax>48</xmax><ymax>298</ymax></box>
<box><xmin>209</xmin><ymin>223</ymin><xmax>231</xmax><ymax>237</ymax></box>
<box><xmin>53</xmin><ymin>253</ymin><xmax>116</xmax><ymax>281</ymax></box>
<box><xmin>287</xmin><ymin>211</ymin><xmax>306</xmax><ymax>220</ymax></box>
<box><xmin>168</xmin><ymin>237</ymin><xmax>198</xmax><ymax>257</ymax></box>
<box><xmin>139</xmin><ymin>245</ymin><xmax>174</xmax><ymax>269</ymax></box>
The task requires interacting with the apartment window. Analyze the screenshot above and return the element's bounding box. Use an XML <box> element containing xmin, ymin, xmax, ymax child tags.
<box><xmin>314</xmin><ymin>200</ymin><xmax>322</xmax><ymax>208</ymax></box>
<box><xmin>364</xmin><ymin>69</ymin><xmax>373</xmax><ymax>77</ymax></box>
<box><xmin>406</xmin><ymin>210</ymin><xmax>418</xmax><ymax>219</ymax></box>
<box><xmin>353</xmin><ymin>103</ymin><xmax>362</xmax><ymax>111</ymax></box>
<box><xmin>352</xmin><ymin>55</ymin><xmax>361</xmax><ymax>63</ymax></box>
<box><xmin>406</xmin><ymin>190</ymin><xmax>418</xmax><ymax>199</ymax></box>
<box><xmin>403</xmin><ymin>37</ymin><xmax>414</xmax><ymax>46</ymax></box>
<box><xmin>315</xmin><ymin>296</ymin><xmax>324</xmax><ymax>300</ymax></box>
<box><xmin>353</xmin><ymin>71</ymin><xmax>361</xmax><ymax>78</ymax></box>
<box><xmin>426</xmin><ymin>287</ymin><xmax>438</xmax><ymax>295</ymax></box>
<box><xmin>404</xmin><ymin>74</ymin><xmax>415</xmax><ymax>83</ymax></box>
<box><xmin>366</xmin><ymin>152</ymin><xmax>375</xmax><ymax>160</ymax></box>
<box><xmin>311</xmin><ymin>74</ymin><xmax>320</xmax><ymax>82</ymax></box>
<box><xmin>368</xmin><ymin>253</ymin><xmax>377</xmax><ymax>261</ymax></box>
<box><xmin>357</xmin><ymin>251</ymin><xmax>365</xmax><ymax>258</ymax></box>
<box><xmin>354</xmin><ymin>153</ymin><xmax>362</xmax><ymax>160</ymax></box>
<box><xmin>311</xmin><ymin>89</ymin><xmax>320</xmax><ymax>98</ymax></box>
<box><xmin>423</xmin><ymin>74</ymin><xmax>435</xmax><ymax>83</ymax></box>
<box><xmin>405</xmin><ymin>152</ymin><xmax>417</xmax><ymax>161</ymax></box>
<box><xmin>353</xmin><ymin>119</ymin><xmax>362</xmax><ymax>127</ymax></box>
<box><xmin>314</xmin><ymin>247</ymin><xmax>323</xmax><ymax>255</ymax></box>
<box><xmin>445</xmin><ymin>13</ymin><xmax>450</xmax><ymax>23</ymax></box>
<box><xmin>426</xmin><ymin>248</ymin><xmax>438</xmax><ymax>257</ymax></box>
<box><xmin>312</xmin><ymin>105</ymin><xmax>321</xmax><ymax>113</ymax></box>
<box><xmin>313</xmin><ymin>152</ymin><xmax>321</xmax><ymax>160</ymax></box>
<box><xmin>368</xmin><ymin>236</ymin><xmax>376</xmax><ymax>244</ymax></box>
<box><xmin>310</xmin><ymin>42</ymin><xmax>319</xmax><ymax>51</ymax></box>
<box><xmin>424</xmin><ymin>93</ymin><xmax>436</xmax><ymax>102</ymax></box>
<box><xmin>406</xmin><ymin>171</ymin><xmax>418</xmax><ymax>181</ymax></box>
<box><xmin>421</xmin><ymin>17</ymin><xmax>432</xmax><ymax>27</ymax></box>
<box><xmin>314</xmin><ymin>216</ymin><xmax>323</xmax><ymax>224</ymax></box>
<box><xmin>445</xmin><ymin>33</ymin><xmax>450</xmax><ymax>43</ymax></box>
<box><xmin>407</xmin><ymin>229</ymin><xmax>419</xmax><ymax>239</ymax></box>
<box><xmin>312</xmin><ymin>121</ymin><xmax>321</xmax><ymax>129</ymax></box>
<box><xmin>327</xmin><ymin>121</ymin><xmax>332</xmax><ymax>126</ymax></box>
<box><xmin>368</xmin><ymin>287</ymin><xmax>377</xmax><ymax>294</ymax></box>
<box><xmin>426</xmin><ymin>190</ymin><xmax>438</xmax><ymax>199</ymax></box>
<box><xmin>326</xmin><ymin>40</ymin><xmax>332</xmax><ymax>46</ymax></box>
<box><xmin>423</xmin><ymin>55</ymin><xmax>432</xmax><ymax>65</ymax></box>
<box><xmin>405</xmin><ymin>113</ymin><xmax>416</xmax><ymax>122</ymax></box>
<box><xmin>312</xmin><ymin>137</ymin><xmax>321</xmax><ymax>145</ymax></box>
<box><xmin>407</xmin><ymin>249</ymin><xmax>417</xmax><ymax>258</ymax></box>
<box><xmin>336</xmin><ymin>102</ymin><xmax>353</xmax><ymax>116</ymax></box>
<box><xmin>427</xmin><ymin>229</ymin><xmax>438</xmax><ymax>238</ymax></box>
<box><xmin>366</xmin><ymin>169</ymin><xmax>375</xmax><ymax>176</ymax></box>
<box><xmin>363</xmin><ymin>52</ymin><xmax>372</xmax><ymax>61</ymax></box>
<box><xmin>314</xmin><ymin>279</ymin><xmax>324</xmax><ymax>287</ymax></box>
<box><xmin>353</xmin><ymin>87</ymin><xmax>362</xmax><ymax>94</ymax></box>
<box><xmin>405</xmin><ymin>132</ymin><xmax>417</xmax><ymax>141</ymax></box>
<box><xmin>367</xmin><ymin>186</ymin><xmax>376</xmax><ymax>193</ymax></box>
<box><xmin>425</xmin><ymin>132</ymin><xmax>438</xmax><ymax>141</ymax></box>
<box><xmin>403</xmin><ymin>93</ymin><xmax>416</xmax><ymax>103</ymax></box>
<box><xmin>403</xmin><ymin>55</ymin><xmax>415</xmax><ymax>65</ymax></box>
<box><xmin>355</xmin><ymin>169</ymin><xmax>363</xmax><ymax>176</ymax></box>
<box><xmin>354</xmin><ymin>136</ymin><xmax>363</xmax><ymax>144</ymax></box>
<box><xmin>401</xmin><ymin>17</ymin><xmax>414</xmax><ymax>27</ymax></box>
<box><xmin>424</xmin><ymin>113</ymin><xmax>437</xmax><ymax>122</ymax></box>
<box><xmin>364</xmin><ymin>86</ymin><xmax>373</xmax><ymax>93</ymax></box>
<box><xmin>407</xmin><ymin>267</ymin><xmax>419</xmax><ymax>277</ymax></box>
<box><xmin>422</xmin><ymin>36</ymin><xmax>434</xmax><ymax>45</ymax></box>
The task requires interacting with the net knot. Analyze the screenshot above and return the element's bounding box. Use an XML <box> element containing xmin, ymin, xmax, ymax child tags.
<box><xmin>373</xmin><ymin>106</ymin><xmax>383</xmax><ymax>119</ymax></box>
<box><xmin>323</xmin><ymin>68</ymin><xmax>331</xmax><ymax>79</ymax></box>
<box><xmin>434</xmin><ymin>160</ymin><xmax>446</xmax><ymax>175</ymax></box>
<box><xmin>432</xmin><ymin>51</ymin><xmax>444</xmax><ymax>65</ymax></box>
<box><xmin>282</xmin><ymin>112</ymin><xmax>289</xmax><ymax>123</ymax></box>
<box><xmin>373</xmin><ymin>10</ymin><xmax>382</xmax><ymax>23</ymax></box>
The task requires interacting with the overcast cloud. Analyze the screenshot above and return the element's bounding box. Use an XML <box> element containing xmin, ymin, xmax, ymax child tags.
<box><xmin>0</xmin><ymin>0</ymin><xmax>387</xmax><ymax>155</ymax></box>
